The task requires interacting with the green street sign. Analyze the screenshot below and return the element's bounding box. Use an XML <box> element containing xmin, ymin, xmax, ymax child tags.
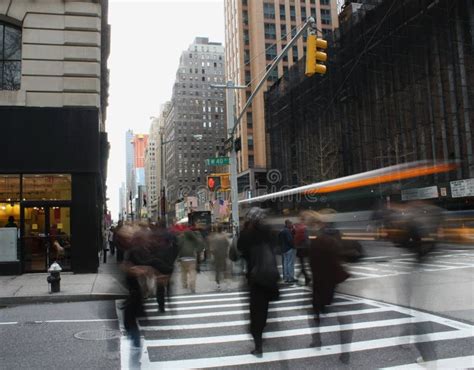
<box><xmin>206</xmin><ymin>157</ymin><xmax>230</xmax><ymax>166</ymax></box>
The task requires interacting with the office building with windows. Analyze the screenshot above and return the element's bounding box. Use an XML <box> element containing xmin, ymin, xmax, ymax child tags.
<box><xmin>163</xmin><ymin>37</ymin><xmax>226</xmax><ymax>218</ymax></box>
<box><xmin>224</xmin><ymin>0</ymin><xmax>339</xmax><ymax>194</ymax></box>
<box><xmin>0</xmin><ymin>0</ymin><xmax>110</xmax><ymax>274</ymax></box>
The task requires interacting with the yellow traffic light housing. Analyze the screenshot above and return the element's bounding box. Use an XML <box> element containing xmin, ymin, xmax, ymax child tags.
<box><xmin>305</xmin><ymin>34</ymin><xmax>328</xmax><ymax>76</ymax></box>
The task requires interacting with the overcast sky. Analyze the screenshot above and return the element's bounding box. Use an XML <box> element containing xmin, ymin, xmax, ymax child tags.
<box><xmin>106</xmin><ymin>0</ymin><xmax>224</xmax><ymax>219</ymax></box>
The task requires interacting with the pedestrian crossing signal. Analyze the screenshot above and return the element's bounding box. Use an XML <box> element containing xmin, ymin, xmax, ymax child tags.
<box><xmin>207</xmin><ymin>176</ymin><xmax>221</xmax><ymax>191</ymax></box>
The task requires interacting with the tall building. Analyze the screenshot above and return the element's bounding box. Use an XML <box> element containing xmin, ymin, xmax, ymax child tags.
<box><xmin>0</xmin><ymin>0</ymin><xmax>110</xmax><ymax>274</ymax></box>
<box><xmin>118</xmin><ymin>182</ymin><xmax>126</xmax><ymax>220</ymax></box>
<box><xmin>265</xmin><ymin>0</ymin><xmax>474</xmax><ymax>205</ymax></box>
<box><xmin>145</xmin><ymin>102</ymin><xmax>171</xmax><ymax>221</ymax></box>
<box><xmin>163</xmin><ymin>37</ymin><xmax>226</xmax><ymax>215</ymax></box>
<box><xmin>224</xmin><ymin>0</ymin><xmax>339</xmax><ymax>193</ymax></box>
<box><xmin>125</xmin><ymin>129</ymin><xmax>135</xmax><ymax>210</ymax></box>
<box><xmin>132</xmin><ymin>134</ymin><xmax>148</xmax><ymax>218</ymax></box>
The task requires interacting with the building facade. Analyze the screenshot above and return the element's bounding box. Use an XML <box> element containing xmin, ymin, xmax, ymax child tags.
<box><xmin>145</xmin><ymin>102</ymin><xmax>170</xmax><ymax>221</ymax></box>
<box><xmin>265</xmin><ymin>0</ymin><xmax>474</xmax><ymax>208</ymax></box>
<box><xmin>132</xmin><ymin>134</ymin><xmax>148</xmax><ymax>219</ymax></box>
<box><xmin>0</xmin><ymin>0</ymin><xmax>110</xmax><ymax>274</ymax></box>
<box><xmin>163</xmin><ymin>37</ymin><xmax>226</xmax><ymax>218</ymax></box>
<box><xmin>125</xmin><ymin>129</ymin><xmax>135</xmax><ymax>216</ymax></box>
<box><xmin>224</xmin><ymin>0</ymin><xmax>339</xmax><ymax>194</ymax></box>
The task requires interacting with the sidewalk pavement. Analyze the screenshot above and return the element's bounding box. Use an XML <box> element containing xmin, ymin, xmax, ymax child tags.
<box><xmin>0</xmin><ymin>252</ymin><xmax>249</xmax><ymax>305</ymax></box>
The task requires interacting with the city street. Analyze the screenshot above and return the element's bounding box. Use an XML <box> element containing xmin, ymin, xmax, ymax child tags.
<box><xmin>1</xmin><ymin>243</ymin><xmax>473</xmax><ymax>369</ymax></box>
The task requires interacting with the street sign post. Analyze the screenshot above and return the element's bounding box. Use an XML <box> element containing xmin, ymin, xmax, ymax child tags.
<box><xmin>206</xmin><ymin>157</ymin><xmax>230</xmax><ymax>166</ymax></box>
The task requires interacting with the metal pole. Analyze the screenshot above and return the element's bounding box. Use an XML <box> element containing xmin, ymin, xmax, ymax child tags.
<box><xmin>225</xmin><ymin>81</ymin><xmax>240</xmax><ymax>237</ymax></box>
<box><xmin>233</xmin><ymin>17</ymin><xmax>314</xmax><ymax>133</ymax></box>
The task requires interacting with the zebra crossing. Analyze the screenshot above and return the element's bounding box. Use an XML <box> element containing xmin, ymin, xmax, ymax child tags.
<box><xmin>345</xmin><ymin>249</ymin><xmax>474</xmax><ymax>281</ymax></box>
<box><xmin>117</xmin><ymin>284</ymin><xmax>474</xmax><ymax>369</ymax></box>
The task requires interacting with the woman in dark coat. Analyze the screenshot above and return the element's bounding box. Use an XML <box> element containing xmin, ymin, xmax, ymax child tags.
<box><xmin>305</xmin><ymin>211</ymin><xmax>352</xmax><ymax>363</ymax></box>
<box><xmin>237</xmin><ymin>207</ymin><xmax>280</xmax><ymax>357</ymax></box>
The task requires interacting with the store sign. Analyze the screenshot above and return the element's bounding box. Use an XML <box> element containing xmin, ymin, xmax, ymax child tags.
<box><xmin>401</xmin><ymin>186</ymin><xmax>438</xmax><ymax>201</ymax></box>
<box><xmin>205</xmin><ymin>157</ymin><xmax>230</xmax><ymax>166</ymax></box>
<box><xmin>450</xmin><ymin>178</ymin><xmax>474</xmax><ymax>198</ymax></box>
<box><xmin>0</xmin><ymin>228</ymin><xmax>18</xmax><ymax>262</ymax></box>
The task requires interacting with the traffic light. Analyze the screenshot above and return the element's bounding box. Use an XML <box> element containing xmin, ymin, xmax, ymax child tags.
<box><xmin>305</xmin><ymin>34</ymin><xmax>328</xmax><ymax>76</ymax></box>
<box><xmin>207</xmin><ymin>175</ymin><xmax>221</xmax><ymax>191</ymax></box>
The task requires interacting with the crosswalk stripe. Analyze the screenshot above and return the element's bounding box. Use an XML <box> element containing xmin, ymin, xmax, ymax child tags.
<box><xmin>138</xmin><ymin>307</ymin><xmax>389</xmax><ymax>331</ymax></box>
<box><xmin>144</xmin><ymin>297</ymin><xmax>313</xmax><ymax>312</ymax></box>
<box><xmin>144</xmin><ymin>286</ymin><xmax>303</xmax><ymax>301</ymax></box>
<box><xmin>347</xmin><ymin>271</ymin><xmax>384</xmax><ymax>277</ymax></box>
<box><xmin>143</xmin><ymin>317</ymin><xmax>425</xmax><ymax>347</ymax></box>
<box><xmin>382</xmin><ymin>355</ymin><xmax>474</xmax><ymax>369</ymax></box>
<box><xmin>141</xmin><ymin>300</ymin><xmax>364</xmax><ymax>320</ymax></box>
<box><xmin>149</xmin><ymin>329</ymin><xmax>473</xmax><ymax>369</ymax></box>
<box><xmin>144</xmin><ymin>291</ymin><xmax>312</xmax><ymax>306</ymax></box>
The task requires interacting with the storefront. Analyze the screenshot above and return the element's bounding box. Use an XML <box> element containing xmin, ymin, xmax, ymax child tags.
<box><xmin>0</xmin><ymin>107</ymin><xmax>108</xmax><ymax>275</ymax></box>
<box><xmin>0</xmin><ymin>174</ymin><xmax>72</xmax><ymax>273</ymax></box>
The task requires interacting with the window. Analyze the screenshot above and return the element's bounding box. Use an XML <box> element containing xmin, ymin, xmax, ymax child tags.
<box><xmin>246</xmin><ymin>112</ymin><xmax>253</xmax><ymax>128</ymax></box>
<box><xmin>301</xmin><ymin>6</ymin><xmax>307</xmax><ymax>20</ymax></box>
<box><xmin>264</xmin><ymin>23</ymin><xmax>276</xmax><ymax>39</ymax></box>
<box><xmin>321</xmin><ymin>8</ymin><xmax>331</xmax><ymax>24</ymax></box>
<box><xmin>248</xmin><ymin>135</ymin><xmax>254</xmax><ymax>148</ymax></box>
<box><xmin>268</xmin><ymin>68</ymin><xmax>279</xmax><ymax>82</ymax></box>
<box><xmin>320</xmin><ymin>0</ymin><xmax>330</xmax><ymax>5</ymax></box>
<box><xmin>290</xmin><ymin>6</ymin><xmax>296</xmax><ymax>21</ymax></box>
<box><xmin>243</xmin><ymin>49</ymin><xmax>250</xmax><ymax>64</ymax></box>
<box><xmin>243</xmin><ymin>30</ymin><xmax>250</xmax><ymax>45</ymax></box>
<box><xmin>263</xmin><ymin>3</ymin><xmax>275</xmax><ymax>19</ymax></box>
<box><xmin>22</xmin><ymin>175</ymin><xmax>72</xmax><ymax>201</ymax></box>
<box><xmin>292</xmin><ymin>46</ymin><xmax>299</xmax><ymax>62</ymax></box>
<box><xmin>243</xmin><ymin>10</ymin><xmax>249</xmax><ymax>25</ymax></box>
<box><xmin>279</xmin><ymin>4</ymin><xmax>286</xmax><ymax>19</ymax></box>
<box><xmin>1</xmin><ymin>24</ymin><xmax>26</xmax><ymax>89</ymax></box>
<box><xmin>280</xmin><ymin>24</ymin><xmax>286</xmax><ymax>37</ymax></box>
<box><xmin>265</xmin><ymin>43</ymin><xmax>277</xmax><ymax>61</ymax></box>
<box><xmin>248</xmin><ymin>155</ymin><xmax>254</xmax><ymax>168</ymax></box>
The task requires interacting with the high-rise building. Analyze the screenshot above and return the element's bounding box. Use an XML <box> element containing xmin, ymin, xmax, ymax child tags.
<box><xmin>125</xmin><ymin>129</ymin><xmax>135</xmax><ymax>213</ymax></box>
<box><xmin>224</xmin><ymin>0</ymin><xmax>339</xmax><ymax>193</ymax></box>
<box><xmin>163</xmin><ymin>37</ymin><xmax>226</xmax><ymax>214</ymax></box>
<box><xmin>145</xmin><ymin>102</ymin><xmax>171</xmax><ymax>221</ymax></box>
<box><xmin>132</xmin><ymin>134</ymin><xmax>148</xmax><ymax>218</ymax></box>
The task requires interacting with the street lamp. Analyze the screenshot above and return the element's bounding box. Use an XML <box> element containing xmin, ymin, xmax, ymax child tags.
<box><xmin>159</xmin><ymin>132</ymin><xmax>202</xmax><ymax>225</ymax></box>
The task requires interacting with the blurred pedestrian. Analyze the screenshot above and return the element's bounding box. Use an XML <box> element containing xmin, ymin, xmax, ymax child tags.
<box><xmin>108</xmin><ymin>225</ymin><xmax>115</xmax><ymax>256</ymax></box>
<box><xmin>177</xmin><ymin>228</ymin><xmax>206</xmax><ymax>293</ymax></box>
<box><xmin>207</xmin><ymin>225</ymin><xmax>230</xmax><ymax>290</ymax></box>
<box><xmin>305</xmin><ymin>211</ymin><xmax>352</xmax><ymax>364</ymax></box>
<box><xmin>295</xmin><ymin>213</ymin><xmax>311</xmax><ymax>285</ymax></box>
<box><xmin>279</xmin><ymin>219</ymin><xmax>297</xmax><ymax>283</ymax></box>
<box><xmin>149</xmin><ymin>221</ymin><xmax>178</xmax><ymax>313</ymax></box>
<box><xmin>238</xmin><ymin>207</ymin><xmax>280</xmax><ymax>357</ymax></box>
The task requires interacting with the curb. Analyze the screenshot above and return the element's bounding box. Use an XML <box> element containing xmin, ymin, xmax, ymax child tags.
<box><xmin>0</xmin><ymin>293</ymin><xmax>128</xmax><ymax>306</ymax></box>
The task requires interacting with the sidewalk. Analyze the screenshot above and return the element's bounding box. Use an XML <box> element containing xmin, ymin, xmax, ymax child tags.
<box><xmin>0</xmin><ymin>253</ymin><xmax>249</xmax><ymax>305</ymax></box>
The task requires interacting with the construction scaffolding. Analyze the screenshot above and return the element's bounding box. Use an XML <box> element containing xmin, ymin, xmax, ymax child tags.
<box><xmin>266</xmin><ymin>0</ymin><xmax>474</xmax><ymax>195</ymax></box>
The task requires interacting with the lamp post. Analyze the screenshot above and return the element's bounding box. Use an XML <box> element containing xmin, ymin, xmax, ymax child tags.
<box><xmin>159</xmin><ymin>133</ymin><xmax>203</xmax><ymax>225</ymax></box>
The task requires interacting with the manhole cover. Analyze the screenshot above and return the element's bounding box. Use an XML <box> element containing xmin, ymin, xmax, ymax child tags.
<box><xmin>74</xmin><ymin>329</ymin><xmax>122</xmax><ymax>341</ymax></box>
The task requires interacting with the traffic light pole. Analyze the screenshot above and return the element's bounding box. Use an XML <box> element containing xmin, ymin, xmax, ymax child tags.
<box><xmin>214</xmin><ymin>17</ymin><xmax>317</xmax><ymax>237</ymax></box>
<box><xmin>225</xmin><ymin>82</ymin><xmax>240</xmax><ymax>237</ymax></box>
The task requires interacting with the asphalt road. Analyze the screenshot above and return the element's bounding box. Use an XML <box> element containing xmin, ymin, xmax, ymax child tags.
<box><xmin>0</xmin><ymin>301</ymin><xmax>120</xmax><ymax>369</ymax></box>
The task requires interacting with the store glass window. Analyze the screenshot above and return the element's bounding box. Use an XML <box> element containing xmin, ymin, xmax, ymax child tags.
<box><xmin>22</xmin><ymin>174</ymin><xmax>72</xmax><ymax>201</ymax></box>
<box><xmin>0</xmin><ymin>175</ymin><xmax>20</xmax><ymax>201</ymax></box>
<box><xmin>0</xmin><ymin>175</ymin><xmax>20</xmax><ymax>228</ymax></box>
